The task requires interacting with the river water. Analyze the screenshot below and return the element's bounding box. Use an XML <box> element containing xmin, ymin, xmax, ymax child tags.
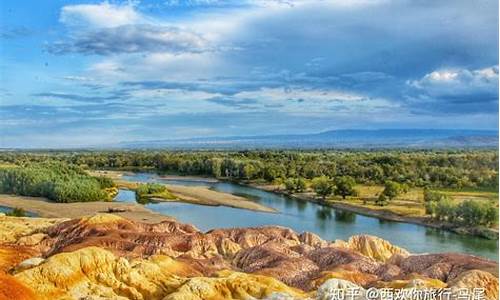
<box><xmin>115</xmin><ymin>173</ymin><xmax>498</xmax><ymax>260</ymax></box>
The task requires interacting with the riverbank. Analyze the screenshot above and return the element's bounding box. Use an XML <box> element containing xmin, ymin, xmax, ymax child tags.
<box><xmin>244</xmin><ymin>181</ymin><xmax>499</xmax><ymax>240</ymax></box>
<box><xmin>92</xmin><ymin>170</ymin><xmax>498</xmax><ymax>239</ymax></box>
<box><xmin>91</xmin><ymin>170</ymin><xmax>276</xmax><ymax>213</ymax></box>
<box><xmin>0</xmin><ymin>194</ymin><xmax>174</xmax><ymax>224</ymax></box>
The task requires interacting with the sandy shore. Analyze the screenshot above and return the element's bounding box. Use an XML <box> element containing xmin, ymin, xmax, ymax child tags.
<box><xmin>165</xmin><ymin>185</ymin><xmax>275</xmax><ymax>212</ymax></box>
<box><xmin>91</xmin><ymin>170</ymin><xmax>276</xmax><ymax>213</ymax></box>
<box><xmin>159</xmin><ymin>174</ymin><xmax>219</xmax><ymax>183</ymax></box>
<box><xmin>0</xmin><ymin>194</ymin><xmax>173</xmax><ymax>224</ymax></box>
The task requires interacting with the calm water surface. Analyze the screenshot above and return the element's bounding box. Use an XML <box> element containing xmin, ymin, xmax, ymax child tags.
<box><xmin>0</xmin><ymin>205</ymin><xmax>38</xmax><ymax>217</ymax></box>
<box><xmin>116</xmin><ymin>173</ymin><xmax>499</xmax><ymax>261</ymax></box>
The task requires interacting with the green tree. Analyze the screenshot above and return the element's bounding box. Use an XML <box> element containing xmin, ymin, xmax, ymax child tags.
<box><xmin>311</xmin><ymin>176</ymin><xmax>334</xmax><ymax>200</ymax></box>
<box><xmin>457</xmin><ymin>200</ymin><xmax>487</xmax><ymax>226</ymax></box>
<box><xmin>484</xmin><ymin>203</ymin><xmax>499</xmax><ymax>226</ymax></box>
<box><xmin>425</xmin><ymin>200</ymin><xmax>437</xmax><ymax>216</ymax></box>
<box><xmin>381</xmin><ymin>181</ymin><xmax>403</xmax><ymax>200</ymax></box>
<box><xmin>435</xmin><ymin>198</ymin><xmax>457</xmax><ymax>222</ymax></box>
<box><xmin>284</xmin><ymin>177</ymin><xmax>307</xmax><ymax>193</ymax></box>
<box><xmin>284</xmin><ymin>178</ymin><xmax>297</xmax><ymax>193</ymax></box>
<box><xmin>333</xmin><ymin>176</ymin><xmax>357</xmax><ymax>199</ymax></box>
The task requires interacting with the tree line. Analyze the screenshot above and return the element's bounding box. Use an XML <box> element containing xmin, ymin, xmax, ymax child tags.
<box><xmin>424</xmin><ymin>189</ymin><xmax>497</xmax><ymax>227</ymax></box>
<box><xmin>1</xmin><ymin>150</ymin><xmax>497</xmax><ymax>190</ymax></box>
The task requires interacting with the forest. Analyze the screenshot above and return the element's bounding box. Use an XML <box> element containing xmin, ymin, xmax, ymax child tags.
<box><xmin>0</xmin><ymin>150</ymin><xmax>497</xmax><ymax>227</ymax></box>
<box><xmin>0</xmin><ymin>150</ymin><xmax>497</xmax><ymax>189</ymax></box>
<box><xmin>0</xmin><ymin>161</ymin><xmax>115</xmax><ymax>203</ymax></box>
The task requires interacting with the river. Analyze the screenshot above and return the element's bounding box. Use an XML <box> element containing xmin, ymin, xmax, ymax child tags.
<box><xmin>115</xmin><ymin>172</ymin><xmax>498</xmax><ymax>260</ymax></box>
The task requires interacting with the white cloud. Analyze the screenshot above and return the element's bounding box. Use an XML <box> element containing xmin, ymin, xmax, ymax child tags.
<box><xmin>60</xmin><ymin>2</ymin><xmax>142</xmax><ymax>28</ymax></box>
<box><xmin>408</xmin><ymin>66</ymin><xmax>499</xmax><ymax>98</ymax></box>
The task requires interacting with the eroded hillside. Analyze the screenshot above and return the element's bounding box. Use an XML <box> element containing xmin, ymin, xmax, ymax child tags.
<box><xmin>0</xmin><ymin>213</ymin><xmax>498</xmax><ymax>300</ymax></box>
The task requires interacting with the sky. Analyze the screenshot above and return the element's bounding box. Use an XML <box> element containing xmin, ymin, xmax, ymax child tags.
<box><xmin>0</xmin><ymin>0</ymin><xmax>498</xmax><ymax>148</ymax></box>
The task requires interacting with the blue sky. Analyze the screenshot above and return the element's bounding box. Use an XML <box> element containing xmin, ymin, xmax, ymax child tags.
<box><xmin>0</xmin><ymin>0</ymin><xmax>498</xmax><ymax>148</ymax></box>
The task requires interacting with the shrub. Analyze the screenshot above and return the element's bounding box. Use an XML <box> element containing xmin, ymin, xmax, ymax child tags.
<box><xmin>6</xmin><ymin>207</ymin><xmax>27</xmax><ymax>217</ymax></box>
<box><xmin>376</xmin><ymin>193</ymin><xmax>388</xmax><ymax>206</ymax></box>
<box><xmin>94</xmin><ymin>176</ymin><xmax>115</xmax><ymax>189</ymax></box>
<box><xmin>135</xmin><ymin>183</ymin><xmax>168</xmax><ymax>203</ymax></box>
<box><xmin>424</xmin><ymin>188</ymin><xmax>450</xmax><ymax>202</ymax></box>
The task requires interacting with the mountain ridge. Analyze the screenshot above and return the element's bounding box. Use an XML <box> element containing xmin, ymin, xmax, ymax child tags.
<box><xmin>117</xmin><ymin>129</ymin><xmax>498</xmax><ymax>149</ymax></box>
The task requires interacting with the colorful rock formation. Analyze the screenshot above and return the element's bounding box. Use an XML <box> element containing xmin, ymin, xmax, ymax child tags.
<box><xmin>0</xmin><ymin>214</ymin><xmax>497</xmax><ymax>300</ymax></box>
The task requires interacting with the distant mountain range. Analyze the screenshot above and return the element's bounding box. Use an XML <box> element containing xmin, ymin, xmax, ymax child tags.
<box><xmin>117</xmin><ymin>129</ymin><xmax>498</xmax><ymax>149</ymax></box>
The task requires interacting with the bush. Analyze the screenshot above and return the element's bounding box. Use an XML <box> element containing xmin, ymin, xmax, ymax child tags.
<box><xmin>484</xmin><ymin>204</ymin><xmax>499</xmax><ymax>226</ymax></box>
<box><xmin>135</xmin><ymin>183</ymin><xmax>168</xmax><ymax>203</ymax></box>
<box><xmin>94</xmin><ymin>176</ymin><xmax>116</xmax><ymax>189</ymax></box>
<box><xmin>457</xmin><ymin>200</ymin><xmax>498</xmax><ymax>227</ymax></box>
<box><xmin>376</xmin><ymin>193</ymin><xmax>388</xmax><ymax>206</ymax></box>
<box><xmin>428</xmin><ymin>196</ymin><xmax>498</xmax><ymax>227</ymax></box>
<box><xmin>424</xmin><ymin>188</ymin><xmax>448</xmax><ymax>202</ymax></box>
<box><xmin>136</xmin><ymin>183</ymin><xmax>166</xmax><ymax>195</ymax></box>
<box><xmin>6</xmin><ymin>207</ymin><xmax>27</xmax><ymax>217</ymax></box>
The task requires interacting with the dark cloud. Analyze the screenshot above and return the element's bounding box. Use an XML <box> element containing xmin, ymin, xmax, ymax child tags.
<box><xmin>0</xmin><ymin>26</ymin><xmax>32</xmax><ymax>39</ymax></box>
<box><xmin>206</xmin><ymin>97</ymin><xmax>258</xmax><ymax>108</ymax></box>
<box><xmin>32</xmin><ymin>91</ymin><xmax>129</xmax><ymax>103</ymax></box>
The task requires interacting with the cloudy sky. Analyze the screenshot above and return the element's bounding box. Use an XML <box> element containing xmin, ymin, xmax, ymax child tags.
<box><xmin>0</xmin><ymin>0</ymin><xmax>498</xmax><ymax>148</ymax></box>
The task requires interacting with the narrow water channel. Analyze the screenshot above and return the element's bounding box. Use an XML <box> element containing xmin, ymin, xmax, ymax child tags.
<box><xmin>115</xmin><ymin>173</ymin><xmax>499</xmax><ymax>261</ymax></box>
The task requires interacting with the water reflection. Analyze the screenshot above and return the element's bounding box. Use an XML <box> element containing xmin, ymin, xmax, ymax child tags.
<box><xmin>316</xmin><ymin>207</ymin><xmax>333</xmax><ymax>220</ymax></box>
<box><xmin>334</xmin><ymin>211</ymin><xmax>356</xmax><ymax>223</ymax></box>
<box><xmin>0</xmin><ymin>205</ymin><xmax>38</xmax><ymax>217</ymax></box>
<box><xmin>296</xmin><ymin>199</ymin><xmax>307</xmax><ymax>212</ymax></box>
<box><xmin>118</xmin><ymin>173</ymin><xmax>499</xmax><ymax>261</ymax></box>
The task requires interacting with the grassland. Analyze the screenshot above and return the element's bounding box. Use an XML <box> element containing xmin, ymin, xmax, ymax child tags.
<box><xmin>324</xmin><ymin>185</ymin><xmax>498</xmax><ymax>218</ymax></box>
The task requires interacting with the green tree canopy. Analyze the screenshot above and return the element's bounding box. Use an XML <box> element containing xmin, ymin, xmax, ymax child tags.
<box><xmin>333</xmin><ymin>176</ymin><xmax>357</xmax><ymax>199</ymax></box>
<box><xmin>311</xmin><ymin>176</ymin><xmax>334</xmax><ymax>200</ymax></box>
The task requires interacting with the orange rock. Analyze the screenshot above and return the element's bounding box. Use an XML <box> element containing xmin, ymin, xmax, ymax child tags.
<box><xmin>0</xmin><ymin>245</ymin><xmax>38</xmax><ymax>272</ymax></box>
<box><xmin>310</xmin><ymin>269</ymin><xmax>378</xmax><ymax>288</ymax></box>
<box><xmin>448</xmin><ymin>270</ymin><xmax>499</xmax><ymax>300</ymax></box>
<box><xmin>373</xmin><ymin>273</ymin><xmax>447</xmax><ymax>289</ymax></box>
<box><xmin>1</xmin><ymin>214</ymin><xmax>498</xmax><ymax>298</ymax></box>
<box><xmin>0</xmin><ymin>272</ymin><xmax>36</xmax><ymax>300</ymax></box>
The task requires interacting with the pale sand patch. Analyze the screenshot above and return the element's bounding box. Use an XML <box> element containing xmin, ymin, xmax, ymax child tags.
<box><xmin>165</xmin><ymin>185</ymin><xmax>276</xmax><ymax>213</ymax></box>
<box><xmin>90</xmin><ymin>170</ymin><xmax>276</xmax><ymax>213</ymax></box>
<box><xmin>0</xmin><ymin>194</ymin><xmax>173</xmax><ymax>224</ymax></box>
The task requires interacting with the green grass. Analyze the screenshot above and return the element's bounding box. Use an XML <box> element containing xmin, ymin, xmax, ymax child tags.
<box><xmin>326</xmin><ymin>184</ymin><xmax>498</xmax><ymax>218</ymax></box>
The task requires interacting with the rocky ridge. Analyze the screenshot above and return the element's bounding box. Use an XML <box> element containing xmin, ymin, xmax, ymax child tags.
<box><xmin>0</xmin><ymin>213</ymin><xmax>497</xmax><ymax>300</ymax></box>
